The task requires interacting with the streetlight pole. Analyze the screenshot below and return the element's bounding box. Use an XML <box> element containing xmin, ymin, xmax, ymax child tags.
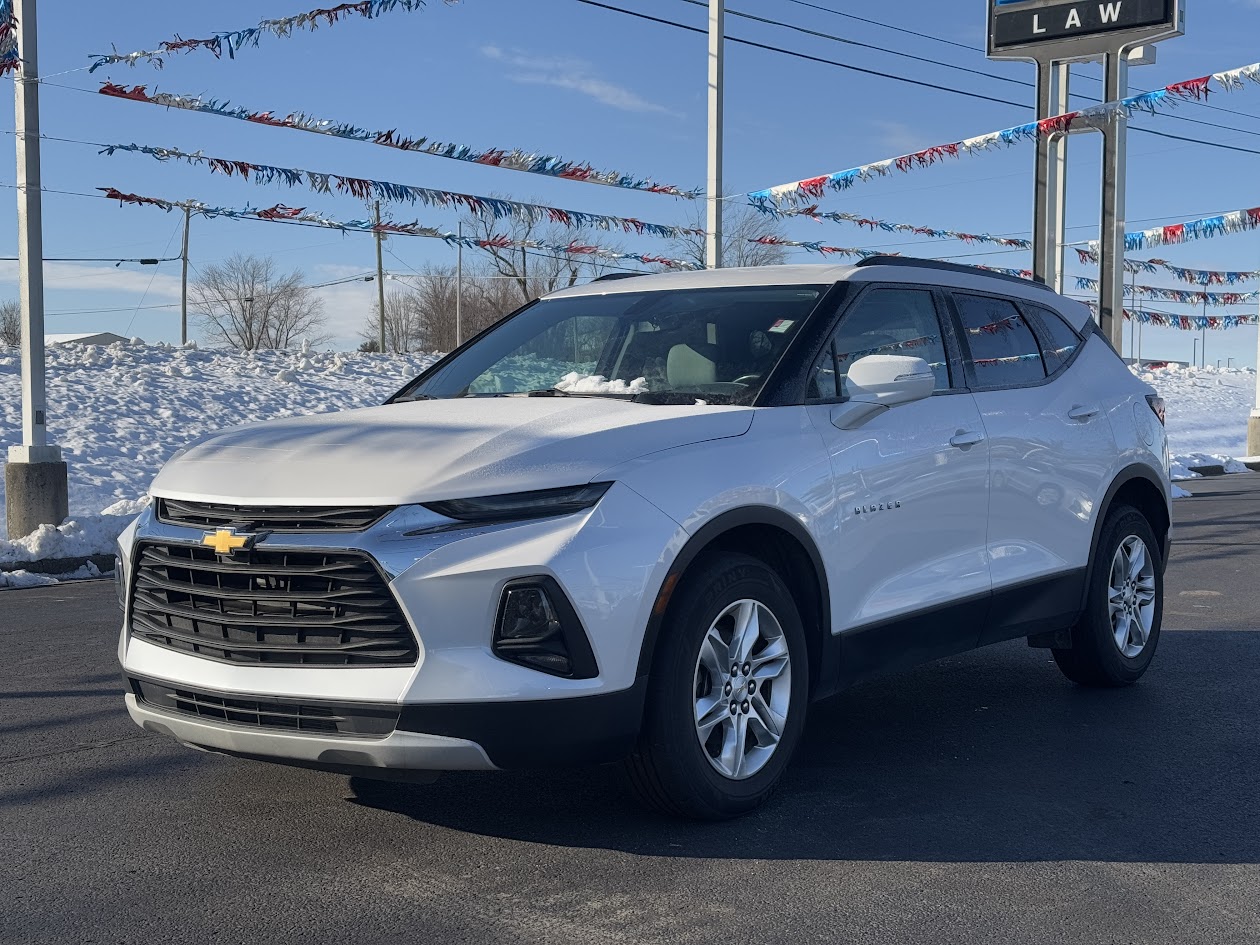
<box><xmin>6</xmin><ymin>0</ymin><xmax>67</xmax><ymax>540</ymax></box>
<box><xmin>705</xmin><ymin>0</ymin><xmax>724</xmax><ymax>270</ymax></box>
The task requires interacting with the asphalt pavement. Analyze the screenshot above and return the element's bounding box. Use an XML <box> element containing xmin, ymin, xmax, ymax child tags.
<box><xmin>3</xmin><ymin>476</ymin><xmax>1259</xmax><ymax>944</ymax></box>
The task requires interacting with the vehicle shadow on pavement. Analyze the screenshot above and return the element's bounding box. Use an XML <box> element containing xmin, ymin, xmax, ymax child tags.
<box><xmin>349</xmin><ymin>631</ymin><xmax>1260</xmax><ymax>864</ymax></box>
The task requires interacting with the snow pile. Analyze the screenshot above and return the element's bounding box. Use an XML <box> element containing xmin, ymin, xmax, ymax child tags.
<box><xmin>1140</xmin><ymin>364</ymin><xmax>1257</xmax><ymax>481</ymax></box>
<box><xmin>0</xmin><ymin>342</ymin><xmax>439</xmax><ymax>561</ymax></box>
<box><xmin>555</xmin><ymin>372</ymin><xmax>648</xmax><ymax>395</ymax></box>
<box><xmin>0</xmin><ymin>560</ymin><xmax>107</xmax><ymax>590</ymax></box>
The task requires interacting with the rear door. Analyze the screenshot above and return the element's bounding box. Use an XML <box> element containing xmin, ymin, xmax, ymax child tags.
<box><xmin>806</xmin><ymin>284</ymin><xmax>991</xmax><ymax>677</ymax></box>
<box><xmin>947</xmin><ymin>291</ymin><xmax>1116</xmax><ymax>645</ymax></box>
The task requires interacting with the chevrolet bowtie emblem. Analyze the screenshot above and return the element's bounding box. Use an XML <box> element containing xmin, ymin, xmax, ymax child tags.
<box><xmin>201</xmin><ymin>528</ymin><xmax>265</xmax><ymax>555</ymax></box>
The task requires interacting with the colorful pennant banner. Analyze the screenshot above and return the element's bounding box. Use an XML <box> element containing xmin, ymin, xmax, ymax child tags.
<box><xmin>1076</xmin><ymin>277</ymin><xmax>1259</xmax><ymax>306</ymax></box>
<box><xmin>1086</xmin><ymin>205</ymin><xmax>1260</xmax><ymax>252</ymax></box>
<box><xmin>749</xmin><ymin>236</ymin><xmax>887</xmax><ymax>260</ymax></box>
<box><xmin>1074</xmin><ymin>249</ymin><xmax>1260</xmax><ymax>285</ymax></box>
<box><xmin>750</xmin><ymin>202</ymin><xmax>1033</xmax><ymax>249</ymax></box>
<box><xmin>98</xmin><ymin>143</ymin><xmax>704</xmax><ymax>240</ymax></box>
<box><xmin>98</xmin><ymin>83</ymin><xmax>698</xmax><ymax>199</ymax></box>
<box><xmin>98</xmin><ymin>187</ymin><xmax>701</xmax><ymax>271</ymax></box>
<box><xmin>748</xmin><ymin>61</ymin><xmax>1260</xmax><ymax>207</ymax></box>
<box><xmin>1124</xmin><ymin>309</ymin><xmax>1259</xmax><ymax>330</ymax></box>
<box><xmin>89</xmin><ymin>0</ymin><xmax>442</xmax><ymax>72</ymax></box>
<box><xmin>0</xmin><ymin>0</ymin><xmax>17</xmax><ymax>76</ymax></box>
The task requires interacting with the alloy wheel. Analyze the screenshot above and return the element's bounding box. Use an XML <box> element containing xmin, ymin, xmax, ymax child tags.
<box><xmin>1108</xmin><ymin>535</ymin><xmax>1157</xmax><ymax>659</ymax></box>
<box><xmin>692</xmin><ymin>599</ymin><xmax>792</xmax><ymax>780</ymax></box>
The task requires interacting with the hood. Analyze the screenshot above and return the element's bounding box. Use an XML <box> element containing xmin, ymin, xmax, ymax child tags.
<box><xmin>150</xmin><ymin>398</ymin><xmax>754</xmax><ymax>505</ymax></box>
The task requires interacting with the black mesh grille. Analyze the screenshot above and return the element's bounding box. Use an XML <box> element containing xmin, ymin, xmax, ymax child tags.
<box><xmin>128</xmin><ymin>542</ymin><xmax>418</xmax><ymax>667</ymax></box>
<box><xmin>155</xmin><ymin>498</ymin><xmax>389</xmax><ymax>532</ymax></box>
<box><xmin>131</xmin><ymin>678</ymin><xmax>399</xmax><ymax>737</ymax></box>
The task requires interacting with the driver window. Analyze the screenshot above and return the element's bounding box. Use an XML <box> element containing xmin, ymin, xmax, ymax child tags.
<box><xmin>811</xmin><ymin>288</ymin><xmax>951</xmax><ymax>400</ymax></box>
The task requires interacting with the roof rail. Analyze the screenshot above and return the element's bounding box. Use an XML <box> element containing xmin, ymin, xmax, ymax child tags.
<box><xmin>853</xmin><ymin>255</ymin><xmax>1054</xmax><ymax>292</ymax></box>
<box><xmin>591</xmin><ymin>272</ymin><xmax>647</xmax><ymax>283</ymax></box>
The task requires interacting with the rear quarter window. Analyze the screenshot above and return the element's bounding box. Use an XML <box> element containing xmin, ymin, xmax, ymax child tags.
<box><xmin>1024</xmin><ymin>303</ymin><xmax>1084</xmax><ymax>375</ymax></box>
<box><xmin>954</xmin><ymin>293</ymin><xmax>1047</xmax><ymax>388</ymax></box>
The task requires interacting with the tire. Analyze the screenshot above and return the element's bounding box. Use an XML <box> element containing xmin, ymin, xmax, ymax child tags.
<box><xmin>626</xmin><ymin>551</ymin><xmax>809</xmax><ymax>820</ymax></box>
<box><xmin>1053</xmin><ymin>504</ymin><xmax>1164</xmax><ymax>687</ymax></box>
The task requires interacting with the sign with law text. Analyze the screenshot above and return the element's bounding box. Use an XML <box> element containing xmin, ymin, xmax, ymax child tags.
<box><xmin>988</xmin><ymin>0</ymin><xmax>1183</xmax><ymax>60</ymax></box>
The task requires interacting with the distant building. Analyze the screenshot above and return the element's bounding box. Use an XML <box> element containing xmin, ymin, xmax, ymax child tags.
<box><xmin>45</xmin><ymin>332</ymin><xmax>135</xmax><ymax>347</ymax></box>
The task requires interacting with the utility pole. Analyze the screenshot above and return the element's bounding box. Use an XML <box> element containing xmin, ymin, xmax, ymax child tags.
<box><xmin>6</xmin><ymin>0</ymin><xmax>67</xmax><ymax>540</ymax></box>
<box><xmin>705</xmin><ymin>0</ymin><xmax>723</xmax><ymax>270</ymax></box>
<box><xmin>374</xmin><ymin>201</ymin><xmax>386</xmax><ymax>353</ymax></box>
<box><xmin>1250</xmin><ymin>265</ymin><xmax>1260</xmax><ymax>455</ymax></box>
<box><xmin>179</xmin><ymin>205</ymin><xmax>191</xmax><ymax>345</ymax></box>
<box><xmin>455</xmin><ymin>221</ymin><xmax>463</xmax><ymax>347</ymax></box>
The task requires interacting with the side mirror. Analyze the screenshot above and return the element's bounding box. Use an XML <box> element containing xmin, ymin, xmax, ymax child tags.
<box><xmin>831</xmin><ymin>355</ymin><xmax>935</xmax><ymax>431</ymax></box>
<box><xmin>847</xmin><ymin>355</ymin><xmax>936</xmax><ymax>407</ymax></box>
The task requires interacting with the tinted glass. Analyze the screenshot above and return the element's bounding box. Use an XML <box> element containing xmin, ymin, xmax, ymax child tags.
<box><xmin>1026</xmin><ymin>304</ymin><xmax>1082</xmax><ymax>374</ymax></box>
<box><xmin>811</xmin><ymin>288</ymin><xmax>950</xmax><ymax>400</ymax></box>
<box><xmin>955</xmin><ymin>294</ymin><xmax>1047</xmax><ymax>388</ymax></box>
<box><xmin>395</xmin><ymin>285</ymin><xmax>825</xmax><ymax>406</ymax></box>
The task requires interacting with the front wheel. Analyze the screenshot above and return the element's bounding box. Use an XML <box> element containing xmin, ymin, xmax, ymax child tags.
<box><xmin>1053</xmin><ymin>505</ymin><xmax>1163</xmax><ymax>687</ymax></box>
<box><xmin>626</xmin><ymin>552</ymin><xmax>809</xmax><ymax>820</ymax></box>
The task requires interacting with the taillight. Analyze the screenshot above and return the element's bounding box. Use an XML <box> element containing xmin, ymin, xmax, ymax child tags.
<box><xmin>1146</xmin><ymin>394</ymin><xmax>1166</xmax><ymax>426</ymax></box>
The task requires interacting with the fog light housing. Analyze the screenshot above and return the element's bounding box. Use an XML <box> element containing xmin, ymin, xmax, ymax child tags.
<box><xmin>493</xmin><ymin>577</ymin><xmax>598</xmax><ymax>679</ymax></box>
<box><xmin>114</xmin><ymin>549</ymin><xmax>127</xmax><ymax>612</ymax></box>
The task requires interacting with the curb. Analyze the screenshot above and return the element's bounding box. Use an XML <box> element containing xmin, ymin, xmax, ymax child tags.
<box><xmin>0</xmin><ymin>553</ymin><xmax>116</xmax><ymax>576</ymax></box>
<box><xmin>1187</xmin><ymin>464</ymin><xmax>1228</xmax><ymax>477</ymax></box>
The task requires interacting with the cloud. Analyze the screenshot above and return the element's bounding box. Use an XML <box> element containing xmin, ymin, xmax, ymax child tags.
<box><xmin>480</xmin><ymin>45</ymin><xmax>677</xmax><ymax>116</ymax></box>
<box><xmin>0</xmin><ymin>261</ymin><xmax>184</xmax><ymax>300</ymax></box>
<box><xmin>870</xmin><ymin>120</ymin><xmax>932</xmax><ymax>157</ymax></box>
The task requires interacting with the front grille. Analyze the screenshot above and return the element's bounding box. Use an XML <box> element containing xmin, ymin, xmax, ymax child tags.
<box><xmin>155</xmin><ymin>498</ymin><xmax>390</xmax><ymax>532</ymax></box>
<box><xmin>131</xmin><ymin>678</ymin><xmax>399</xmax><ymax>737</ymax></box>
<box><xmin>128</xmin><ymin>542</ymin><xmax>418</xmax><ymax>667</ymax></box>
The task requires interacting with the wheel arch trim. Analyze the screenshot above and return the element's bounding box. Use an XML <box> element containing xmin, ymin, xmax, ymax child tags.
<box><xmin>1082</xmin><ymin>463</ymin><xmax>1171</xmax><ymax>611</ymax></box>
<box><xmin>635</xmin><ymin>506</ymin><xmax>832</xmax><ymax>681</ymax></box>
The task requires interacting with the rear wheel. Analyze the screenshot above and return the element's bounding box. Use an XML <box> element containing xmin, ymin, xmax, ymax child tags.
<box><xmin>1053</xmin><ymin>505</ymin><xmax>1163</xmax><ymax>687</ymax></box>
<box><xmin>626</xmin><ymin>552</ymin><xmax>808</xmax><ymax>820</ymax></box>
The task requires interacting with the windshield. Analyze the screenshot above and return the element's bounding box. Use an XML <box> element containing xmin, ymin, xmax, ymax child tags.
<box><xmin>392</xmin><ymin>284</ymin><xmax>826</xmax><ymax>405</ymax></box>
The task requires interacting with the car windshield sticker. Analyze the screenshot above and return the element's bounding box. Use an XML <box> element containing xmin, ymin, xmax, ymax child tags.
<box><xmin>769</xmin><ymin>319</ymin><xmax>795</xmax><ymax>334</ymax></box>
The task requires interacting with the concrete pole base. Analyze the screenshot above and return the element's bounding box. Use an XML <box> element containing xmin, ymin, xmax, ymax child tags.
<box><xmin>5</xmin><ymin>460</ymin><xmax>69</xmax><ymax>540</ymax></box>
<box><xmin>1249</xmin><ymin>413</ymin><xmax>1260</xmax><ymax>461</ymax></box>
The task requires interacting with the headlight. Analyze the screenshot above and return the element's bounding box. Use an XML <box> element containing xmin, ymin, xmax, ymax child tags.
<box><xmin>422</xmin><ymin>483</ymin><xmax>611</xmax><ymax>525</ymax></box>
<box><xmin>114</xmin><ymin>543</ymin><xmax>127</xmax><ymax>611</ymax></box>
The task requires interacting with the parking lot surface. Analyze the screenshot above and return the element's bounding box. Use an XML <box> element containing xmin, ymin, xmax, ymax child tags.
<box><xmin>3</xmin><ymin>475</ymin><xmax>1259</xmax><ymax>944</ymax></box>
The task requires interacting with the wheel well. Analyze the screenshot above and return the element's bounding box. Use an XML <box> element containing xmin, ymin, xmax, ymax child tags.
<box><xmin>675</xmin><ymin>523</ymin><xmax>827</xmax><ymax>691</ymax></box>
<box><xmin>1110</xmin><ymin>476</ymin><xmax>1170</xmax><ymax>552</ymax></box>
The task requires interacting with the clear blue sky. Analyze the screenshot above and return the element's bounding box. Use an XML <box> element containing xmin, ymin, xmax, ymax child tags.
<box><xmin>2</xmin><ymin>0</ymin><xmax>1260</xmax><ymax>364</ymax></box>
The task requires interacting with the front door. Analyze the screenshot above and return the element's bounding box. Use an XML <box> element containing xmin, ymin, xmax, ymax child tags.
<box><xmin>806</xmin><ymin>285</ymin><xmax>991</xmax><ymax>677</ymax></box>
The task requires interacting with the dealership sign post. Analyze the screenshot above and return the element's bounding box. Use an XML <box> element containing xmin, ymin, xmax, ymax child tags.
<box><xmin>987</xmin><ymin>0</ymin><xmax>1185</xmax><ymax>348</ymax></box>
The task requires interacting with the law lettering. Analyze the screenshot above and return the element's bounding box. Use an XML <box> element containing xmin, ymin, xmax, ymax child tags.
<box><xmin>991</xmin><ymin>0</ymin><xmax>1175</xmax><ymax>49</ymax></box>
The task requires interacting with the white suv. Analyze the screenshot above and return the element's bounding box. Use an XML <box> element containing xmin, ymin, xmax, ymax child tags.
<box><xmin>117</xmin><ymin>258</ymin><xmax>1171</xmax><ymax>819</ymax></box>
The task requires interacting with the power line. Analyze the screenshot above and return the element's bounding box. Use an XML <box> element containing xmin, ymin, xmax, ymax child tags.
<box><xmin>574</xmin><ymin>0</ymin><xmax>1022</xmax><ymax>109</ymax></box>
<box><xmin>779</xmin><ymin>0</ymin><xmax>1260</xmax><ymax>127</ymax></box>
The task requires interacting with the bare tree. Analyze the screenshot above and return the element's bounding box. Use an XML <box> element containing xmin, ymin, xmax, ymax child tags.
<box><xmin>458</xmin><ymin>206</ymin><xmax>629</xmax><ymax>307</ymax></box>
<box><xmin>358</xmin><ymin>289</ymin><xmax>426</xmax><ymax>353</ymax></box>
<box><xmin>190</xmin><ymin>254</ymin><xmax>329</xmax><ymax>350</ymax></box>
<box><xmin>0</xmin><ymin>299</ymin><xmax>20</xmax><ymax>347</ymax></box>
<box><xmin>669</xmin><ymin>203</ymin><xmax>789</xmax><ymax>269</ymax></box>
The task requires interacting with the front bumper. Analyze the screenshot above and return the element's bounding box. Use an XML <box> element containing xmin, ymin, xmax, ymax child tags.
<box><xmin>125</xmin><ymin>675</ymin><xmax>648</xmax><ymax>772</ymax></box>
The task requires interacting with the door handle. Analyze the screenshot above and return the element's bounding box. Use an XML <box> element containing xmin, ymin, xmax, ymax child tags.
<box><xmin>949</xmin><ymin>430</ymin><xmax>985</xmax><ymax>449</ymax></box>
<box><xmin>1068</xmin><ymin>404</ymin><xmax>1101</xmax><ymax>422</ymax></box>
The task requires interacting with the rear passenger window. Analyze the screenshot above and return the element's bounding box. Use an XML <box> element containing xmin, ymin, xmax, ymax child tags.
<box><xmin>810</xmin><ymin>288</ymin><xmax>951</xmax><ymax>400</ymax></box>
<box><xmin>1025</xmin><ymin>304</ymin><xmax>1083</xmax><ymax>375</ymax></box>
<box><xmin>955</xmin><ymin>294</ymin><xmax>1047</xmax><ymax>388</ymax></box>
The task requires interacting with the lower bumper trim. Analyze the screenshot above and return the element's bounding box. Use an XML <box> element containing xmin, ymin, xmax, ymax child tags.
<box><xmin>125</xmin><ymin>693</ymin><xmax>497</xmax><ymax>773</ymax></box>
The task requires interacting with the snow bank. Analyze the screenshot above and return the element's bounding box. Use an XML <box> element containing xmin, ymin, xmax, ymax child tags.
<box><xmin>0</xmin><ymin>560</ymin><xmax>108</xmax><ymax>589</ymax></box>
<box><xmin>0</xmin><ymin>342</ymin><xmax>438</xmax><ymax>566</ymax></box>
<box><xmin>0</xmin><ymin>347</ymin><xmax>1253</xmax><ymax>579</ymax></box>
